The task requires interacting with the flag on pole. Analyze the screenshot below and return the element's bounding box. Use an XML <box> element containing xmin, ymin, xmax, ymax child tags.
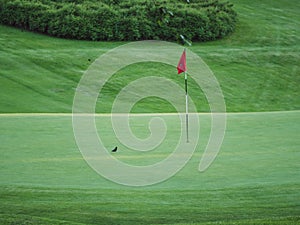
<box><xmin>177</xmin><ymin>48</ymin><xmax>189</xmax><ymax>143</ymax></box>
<box><xmin>177</xmin><ymin>49</ymin><xmax>187</xmax><ymax>74</ymax></box>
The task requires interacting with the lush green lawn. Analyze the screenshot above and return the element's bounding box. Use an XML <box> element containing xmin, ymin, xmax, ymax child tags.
<box><xmin>0</xmin><ymin>0</ymin><xmax>299</xmax><ymax>113</ymax></box>
<box><xmin>194</xmin><ymin>0</ymin><xmax>300</xmax><ymax>112</ymax></box>
<box><xmin>0</xmin><ymin>111</ymin><xmax>299</xmax><ymax>224</ymax></box>
<box><xmin>1</xmin><ymin>0</ymin><xmax>300</xmax><ymax>224</ymax></box>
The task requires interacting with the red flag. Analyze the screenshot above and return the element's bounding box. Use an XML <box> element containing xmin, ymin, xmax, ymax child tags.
<box><xmin>177</xmin><ymin>49</ymin><xmax>186</xmax><ymax>74</ymax></box>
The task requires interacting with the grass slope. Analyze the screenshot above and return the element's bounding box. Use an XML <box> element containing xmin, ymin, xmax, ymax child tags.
<box><xmin>0</xmin><ymin>111</ymin><xmax>299</xmax><ymax>224</ymax></box>
<box><xmin>0</xmin><ymin>0</ymin><xmax>299</xmax><ymax>113</ymax></box>
<box><xmin>193</xmin><ymin>0</ymin><xmax>300</xmax><ymax>112</ymax></box>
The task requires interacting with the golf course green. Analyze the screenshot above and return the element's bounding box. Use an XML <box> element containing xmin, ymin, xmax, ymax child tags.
<box><xmin>0</xmin><ymin>0</ymin><xmax>299</xmax><ymax>224</ymax></box>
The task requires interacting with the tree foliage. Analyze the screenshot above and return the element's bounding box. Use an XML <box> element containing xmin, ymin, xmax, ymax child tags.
<box><xmin>0</xmin><ymin>0</ymin><xmax>237</xmax><ymax>41</ymax></box>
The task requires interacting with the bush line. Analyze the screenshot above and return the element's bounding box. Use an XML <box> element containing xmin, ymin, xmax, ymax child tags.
<box><xmin>0</xmin><ymin>0</ymin><xmax>237</xmax><ymax>41</ymax></box>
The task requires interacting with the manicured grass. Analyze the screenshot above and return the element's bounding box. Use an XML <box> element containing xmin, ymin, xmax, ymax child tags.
<box><xmin>0</xmin><ymin>0</ymin><xmax>300</xmax><ymax>224</ymax></box>
<box><xmin>0</xmin><ymin>27</ymin><xmax>121</xmax><ymax>113</ymax></box>
<box><xmin>0</xmin><ymin>0</ymin><xmax>299</xmax><ymax>113</ymax></box>
<box><xmin>0</xmin><ymin>111</ymin><xmax>299</xmax><ymax>224</ymax></box>
<box><xmin>192</xmin><ymin>0</ymin><xmax>300</xmax><ymax>112</ymax></box>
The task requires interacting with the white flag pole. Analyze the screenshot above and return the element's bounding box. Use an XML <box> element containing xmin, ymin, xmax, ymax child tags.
<box><xmin>184</xmin><ymin>48</ymin><xmax>189</xmax><ymax>143</ymax></box>
<box><xmin>179</xmin><ymin>36</ymin><xmax>191</xmax><ymax>143</ymax></box>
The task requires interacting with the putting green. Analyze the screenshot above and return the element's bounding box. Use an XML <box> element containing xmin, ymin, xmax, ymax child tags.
<box><xmin>0</xmin><ymin>111</ymin><xmax>299</xmax><ymax>223</ymax></box>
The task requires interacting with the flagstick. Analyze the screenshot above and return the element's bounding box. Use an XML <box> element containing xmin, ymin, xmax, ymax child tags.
<box><xmin>177</xmin><ymin>46</ymin><xmax>189</xmax><ymax>143</ymax></box>
<box><xmin>184</xmin><ymin>47</ymin><xmax>189</xmax><ymax>143</ymax></box>
<box><xmin>185</xmin><ymin>71</ymin><xmax>189</xmax><ymax>143</ymax></box>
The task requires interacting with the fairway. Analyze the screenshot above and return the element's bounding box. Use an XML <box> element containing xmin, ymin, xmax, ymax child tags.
<box><xmin>0</xmin><ymin>112</ymin><xmax>299</xmax><ymax>224</ymax></box>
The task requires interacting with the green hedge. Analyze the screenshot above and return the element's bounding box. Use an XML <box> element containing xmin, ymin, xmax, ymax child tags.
<box><xmin>0</xmin><ymin>0</ymin><xmax>237</xmax><ymax>41</ymax></box>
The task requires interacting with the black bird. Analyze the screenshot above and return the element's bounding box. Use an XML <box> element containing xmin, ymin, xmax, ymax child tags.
<box><xmin>112</xmin><ymin>146</ymin><xmax>118</xmax><ymax>152</ymax></box>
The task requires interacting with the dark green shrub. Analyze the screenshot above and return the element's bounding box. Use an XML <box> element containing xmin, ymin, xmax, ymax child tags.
<box><xmin>0</xmin><ymin>0</ymin><xmax>237</xmax><ymax>41</ymax></box>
